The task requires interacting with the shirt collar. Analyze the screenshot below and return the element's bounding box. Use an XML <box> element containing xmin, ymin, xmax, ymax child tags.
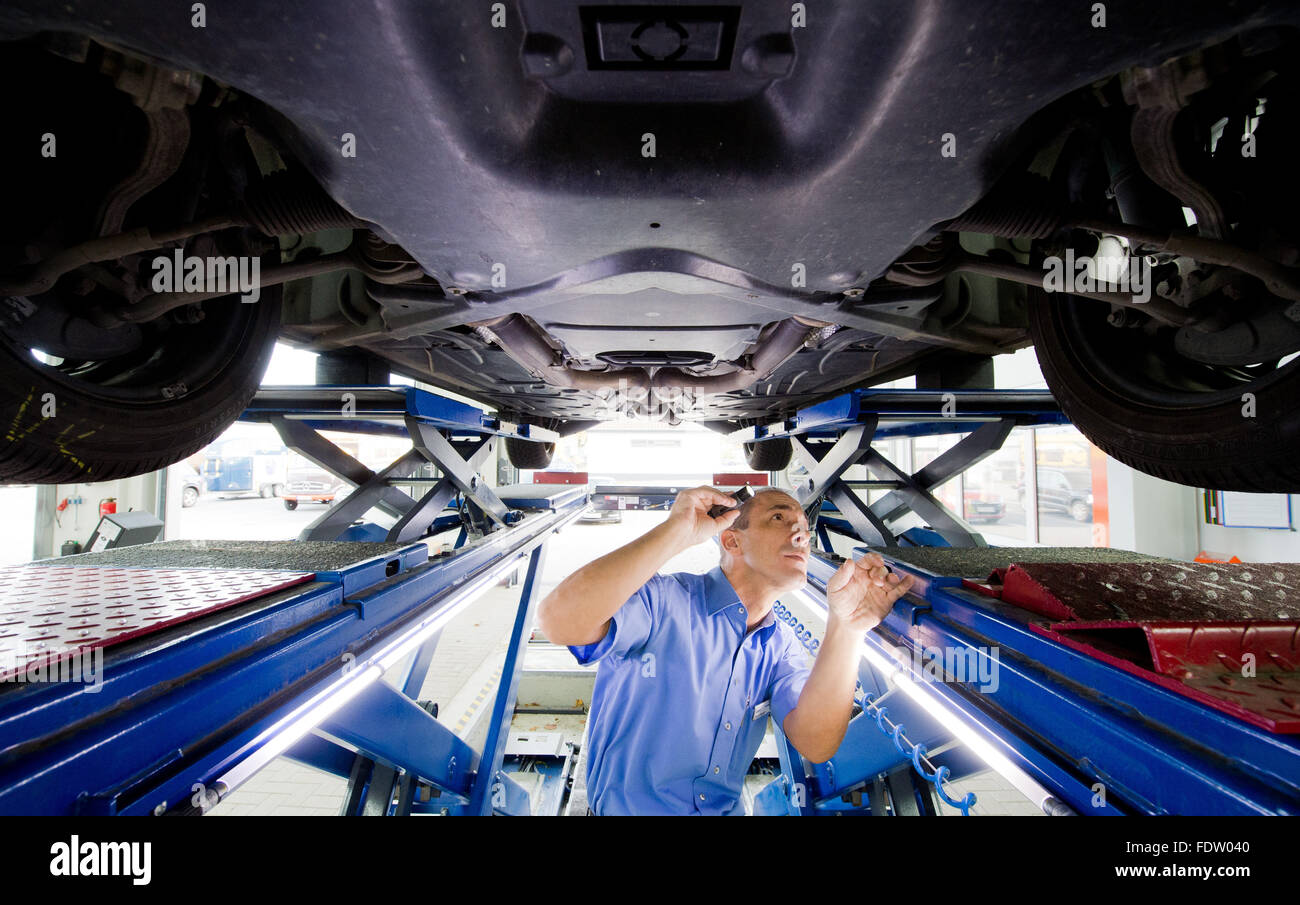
<box><xmin>703</xmin><ymin>566</ymin><xmax>741</xmax><ymax>614</ymax></box>
<box><xmin>704</xmin><ymin>566</ymin><xmax>777</xmax><ymax>636</ymax></box>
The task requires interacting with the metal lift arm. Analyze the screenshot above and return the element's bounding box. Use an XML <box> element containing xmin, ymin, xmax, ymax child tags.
<box><xmin>745</xmin><ymin>388</ymin><xmax>1300</xmax><ymax>816</ymax></box>
<box><xmin>0</xmin><ymin>386</ymin><xmax>582</xmax><ymax>816</ymax></box>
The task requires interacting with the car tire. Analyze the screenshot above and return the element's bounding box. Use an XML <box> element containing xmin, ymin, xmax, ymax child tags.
<box><xmin>0</xmin><ymin>286</ymin><xmax>282</xmax><ymax>485</ymax></box>
<box><xmin>259</xmin><ymin>484</ymin><xmax>274</xmax><ymax>498</ymax></box>
<box><xmin>743</xmin><ymin>438</ymin><xmax>792</xmax><ymax>472</ymax></box>
<box><xmin>181</xmin><ymin>486</ymin><xmax>199</xmax><ymax>508</ymax></box>
<box><xmin>1070</xmin><ymin>499</ymin><xmax>1090</xmax><ymax>522</ymax></box>
<box><xmin>273</xmin><ymin>483</ymin><xmax>285</xmax><ymax>497</ymax></box>
<box><xmin>1027</xmin><ymin>287</ymin><xmax>1300</xmax><ymax>491</ymax></box>
<box><xmin>505</xmin><ymin>437</ymin><xmax>555</xmax><ymax>469</ymax></box>
<box><xmin>284</xmin><ymin>499</ymin><xmax>298</xmax><ymax>511</ymax></box>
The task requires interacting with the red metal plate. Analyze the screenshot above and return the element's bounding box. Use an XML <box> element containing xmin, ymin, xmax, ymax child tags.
<box><xmin>997</xmin><ymin>561</ymin><xmax>1300</xmax><ymax>623</ymax></box>
<box><xmin>986</xmin><ymin>561</ymin><xmax>1300</xmax><ymax>733</ymax></box>
<box><xmin>1031</xmin><ymin>621</ymin><xmax>1300</xmax><ymax>733</ymax></box>
<box><xmin>533</xmin><ymin>471</ymin><xmax>589</xmax><ymax>484</ymax></box>
<box><xmin>0</xmin><ymin>565</ymin><xmax>314</xmax><ymax>682</ymax></box>
<box><xmin>713</xmin><ymin>473</ymin><xmax>769</xmax><ymax>487</ymax></box>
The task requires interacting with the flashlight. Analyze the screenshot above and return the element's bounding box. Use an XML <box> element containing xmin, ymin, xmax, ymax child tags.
<box><xmin>708</xmin><ymin>485</ymin><xmax>754</xmax><ymax>519</ymax></box>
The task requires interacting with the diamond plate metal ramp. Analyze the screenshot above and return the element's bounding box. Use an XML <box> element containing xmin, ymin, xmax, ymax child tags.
<box><xmin>0</xmin><ymin>565</ymin><xmax>314</xmax><ymax>682</ymax></box>
<box><xmin>976</xmin><ymin>561</ymin><xmax>1300</xmax><ymax>733</ymax></box>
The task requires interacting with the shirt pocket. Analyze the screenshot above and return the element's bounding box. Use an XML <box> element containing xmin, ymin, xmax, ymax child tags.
<box><xmin>728</xmin><ymin>699</ymin><xmax>771</xmax><ymax>777</ymax></box>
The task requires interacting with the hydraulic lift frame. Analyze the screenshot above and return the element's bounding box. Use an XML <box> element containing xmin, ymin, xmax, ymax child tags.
<box><xmin>739</xmin><ymin>389</ymin><xmax>1300</xmax><ymax>816</ymax></box>
<box><xmin>3</xmin><ymin>386</ymin><xmax>1297</xmax><ymax>816</ymax></box>
<box><xmin>0</xmin><ymin>385</ymin><xmax>583</xmax><ymax>816</ymax></box>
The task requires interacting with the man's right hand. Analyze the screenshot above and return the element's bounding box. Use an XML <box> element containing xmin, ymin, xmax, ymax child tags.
<box><xmin>666</xmin><ymin>486</ymin><xmax>743</xmax><ymax>547</ymax></box>
<box><xmin>539</xmin><ymin>485</ymin><xmax>743</xmax><ymax>646</ymax></box>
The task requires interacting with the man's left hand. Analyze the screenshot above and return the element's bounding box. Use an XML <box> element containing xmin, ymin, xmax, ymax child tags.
<box><xmin>825</xmin><ymin>553</ymin><xmax>915</xmax><ymax>632</ymax></box>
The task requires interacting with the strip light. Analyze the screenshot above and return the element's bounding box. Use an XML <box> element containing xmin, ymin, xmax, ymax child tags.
<box><xmin>213</xmin><ymin>552</ymin><xmax>528</xmax><ymax>798</ymax></box>
<box><xmin>791</xmin><ymin>587</ymin><xmax>1060</xmax><ymax>812</ymax></box>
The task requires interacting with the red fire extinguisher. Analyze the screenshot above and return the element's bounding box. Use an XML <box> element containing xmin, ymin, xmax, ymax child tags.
<box><xmin>99</xmin><ymin>498</ymin><xmax>117</xmax><ymax>518</ymax></box>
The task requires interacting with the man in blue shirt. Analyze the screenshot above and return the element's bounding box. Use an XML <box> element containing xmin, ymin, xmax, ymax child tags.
<box><xmin>537</xmin><ymin>485</ymin><xmax>915</xmax><ymax>815</ymax></box>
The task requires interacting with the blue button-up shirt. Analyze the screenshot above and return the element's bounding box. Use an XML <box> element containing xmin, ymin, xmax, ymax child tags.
<box><xmin>568</xmin><ymin>565</ymin><xmax>813</xmax><ymax>815</ymax></box>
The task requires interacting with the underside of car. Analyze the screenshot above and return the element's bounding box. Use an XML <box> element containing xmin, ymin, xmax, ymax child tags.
<box><xmin>2</xmin><ymin>0</ymin><xmax>1300</xmax><ymax>489</ymax></box>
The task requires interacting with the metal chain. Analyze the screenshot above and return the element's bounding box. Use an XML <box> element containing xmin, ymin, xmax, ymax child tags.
<box><xmin>773</xmin><ymin>600</ymin><xmax>819</xmax><ymax>655</ymax></box>
<box><xmin>772</xmin><ymin>600</ymin><xmax>976</xmax><ymax>816</ymax></box>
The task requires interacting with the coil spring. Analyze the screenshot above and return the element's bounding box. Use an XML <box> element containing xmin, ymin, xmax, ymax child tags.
<box><xmin>942</xmin><ymin>174</ymin><xmax>1069</xmax><ymax>239</ymax></box>
<box><xmin>238</xmin><ymin>170</ymin><xmax>367</xmax><ymax>235</ymax></box>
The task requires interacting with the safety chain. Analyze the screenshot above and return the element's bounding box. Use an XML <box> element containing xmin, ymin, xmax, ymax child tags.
<box><xmin>772</xmin><ymin>601</ymin><xmax>819</xmax><ymax>655</ymax></box>
<box><xmin>771</xmin><ymin>600</ymin><xmax>976</xmax><ymax>816</ymax></box>
<box><xmin>853</xmin><ymin>690</ymin><xmax>977</xmax><ymax>815</ymax></box>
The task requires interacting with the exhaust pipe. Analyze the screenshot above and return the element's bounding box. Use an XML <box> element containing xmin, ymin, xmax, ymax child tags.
<box><xmin>471</xmin><ymin>313</ymin><xmax>826</xmax><ymax>398</ymax></box>
<box><xmin>650</xmin><ymin>316</ymin><xmax>823</xmax><ymax>396</ymax></box>
<box><xmin>472</xmin><ymin>314</ymin><xmax>649</xmax><ymax>392</ymax></box>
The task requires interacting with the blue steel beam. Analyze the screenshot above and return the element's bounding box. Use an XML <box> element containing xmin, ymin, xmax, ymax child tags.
<box><xmin>752</xmin><ymin>774</ymin><xmax>797</xmax><ymax>816</ymax></box>
<box><xmin>243</xmin><ymin>386</ymin><xmax>558</xmax><ymax>442</ymax></box>
<box><xmin>772</xmin><ymin>722</ymin><xmax>814</xmax><ymax>816</ymax></box>
<box><xmin>0</xmin><ymin>496</ymin><xmax>585</xmax><ymax>815</ymax></box>
<box><xmin>399</xmin><ymin>632</ymin><xmax>443</xmax><ymax>698</ymax></box>
<box><xmin>268</xmin><ymin>414</ymin><xmax>416</xmax><ymax>519</ymax></box>
<box><xmin>464</xmin><ymin>544</ymin><xmax>549</xmax><ymax>815</ymax></box>
<box><xmin>284</xmin><ymin>733</ymin><xmax>359</xmax><ymax>780</ymax></box>
<box><xmin>489</xmin><ymin>771</ymin><xmax>532</xmax><ymax>816</ymax></box>
<box><xmin>752</xmin><ymin>389</ymin><xmax>1067</xmax><ymax>441</ymax></box>
<box><xmin>320</xmin><ymin>680</ymin><xmax>477</xmax><ymax>802</ymax></box>
<box><xmin>794</xmin><ymin>552</ymin><xmax>1300</xmax><ymax>815</ymax></box>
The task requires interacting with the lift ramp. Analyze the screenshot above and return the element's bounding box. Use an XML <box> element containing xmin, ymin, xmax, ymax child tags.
<box><xmin>2</xmin><ymin>386</ymin><xmax>1297</xmax><ymax>815</ymax></box>
<box><xmin>736</xmin><ymin>388</ymin><xmax>1300</xmax><ymax>816</ymax></box>
<box><xmin>0</xmin><ymin>386</ymin><xmax>584</xmax><ymax>815</ymax></box>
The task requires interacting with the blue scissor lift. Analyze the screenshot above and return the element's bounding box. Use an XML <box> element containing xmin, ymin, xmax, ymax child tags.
<box><xmin>733</xmin><ymin>389</ymin><xmax>1300</xmax><ymax>816</ymax></box>
<box><xmin>1</xmin><ymin>385</ymin><xmax>1296</xmax><ymax>815</ymax></box>
<box><xmin>0</xmin><ymin>385</ymin><xmax>589</xmax><ymax>815</ymax></box>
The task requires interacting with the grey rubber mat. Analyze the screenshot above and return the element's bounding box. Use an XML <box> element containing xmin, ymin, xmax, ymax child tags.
<box><xmin>866</xmin><ymin>546</ymin><xmax>1167</xmax><ymax>578</ymax></box>
<box><xmin>32</xmin><ymin>539</ymin><xmax>422</xmax><ymax>572</ymax></box>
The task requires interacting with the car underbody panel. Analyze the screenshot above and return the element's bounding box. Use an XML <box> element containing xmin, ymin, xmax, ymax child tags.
<box><xmin>3</xmin><ymin>1</ymin><xmax>1300</xmax><ymax>488</ymax></box>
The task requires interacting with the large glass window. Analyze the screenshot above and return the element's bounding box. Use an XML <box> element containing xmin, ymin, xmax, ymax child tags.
<box><xmin>961</xmin><ymin>428</ymin><xmax>1033</xmax><ymax>542</ymax></box>
<box><xmin>817</xmin><ymin>423</ymin><xmax>1107</xmax><ymax>548</ymax></box>
<box><xmin>1034</xmin><ymin>426</ymin><xmax>1105</xmax><ymax>546</ymax></box>
<box><xmin>912</xmin><ymin>433</ymin><xmax>963</xmax><ymax>518</ymax></box>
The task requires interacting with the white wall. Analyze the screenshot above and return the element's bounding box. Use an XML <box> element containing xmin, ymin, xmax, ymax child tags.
<box><xmin>0</xmin><ymin>486</ymin><xmax>37</xmax><ymax>565</ymax></box>
<box><xmin>1105</xmin><ymin>459</ymin><xmax>1199</xmax><ymax>560</ymax></box>
<box><xmin>1197</xmin><ymin>492</ymin><xmax>1300</xmax><ymax>563</ymax></box>
<box><xmin>34</xmin><ymin>474</ymin><xmax>163</xmax><ymax>558</ymax></box>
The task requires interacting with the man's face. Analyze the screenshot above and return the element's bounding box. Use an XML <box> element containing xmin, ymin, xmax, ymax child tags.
<box><xmin>723</xmin><ymin>491</ymin><xmax>812</xmax><ymax>591</ymax></box>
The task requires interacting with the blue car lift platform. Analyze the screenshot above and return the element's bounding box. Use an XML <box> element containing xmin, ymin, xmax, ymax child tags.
<box><xmin>0</xmin><ymin>386</ymin><xmax>586</xmax><ymax>815</ymax></box>
<box><xmin>2</xmin><ymin>386</ymin><xmax>1297</xmax><ymax>815</ymax></box>
<box><xmin>735</xmin><ymin>388</ymin><xmax>1300</xmax><ymax>816</ymax></box>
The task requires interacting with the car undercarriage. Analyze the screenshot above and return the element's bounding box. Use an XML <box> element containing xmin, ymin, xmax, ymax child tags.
<box><xmin>2</xmin><ymin>1</ymin><xmax>1299</xmax><ymax>489</ymax></box>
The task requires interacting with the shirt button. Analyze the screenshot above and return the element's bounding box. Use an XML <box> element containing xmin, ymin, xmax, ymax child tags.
<box><xmin>714</xmin><ymin>766</ymin><xmax>720</xmax><ymax>774</ymax></box>
<box><xmin>699</xmin><ymin>793</ymin><xmax>706</xmax><ymax>801</ymax></box>
<box><xmin>724</xmin><ymin>722</ymin><xmax>732</xmax><ymax>731</ymax></box>
<box><xmin>739</xmin><ymin>606</ymin><xmax>746</xmax><ymax>614</ymax></box>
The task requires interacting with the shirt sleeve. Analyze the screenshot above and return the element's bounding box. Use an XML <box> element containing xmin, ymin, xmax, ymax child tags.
<box><xmin>566</xmin><ymin>575</ymin><xmax>661</xmax><ymax>666</ymax></box>
<box><xmin>769</xmin><ymin>628</ymin><xmax>813</xmax><ymax>734</ymax></box>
